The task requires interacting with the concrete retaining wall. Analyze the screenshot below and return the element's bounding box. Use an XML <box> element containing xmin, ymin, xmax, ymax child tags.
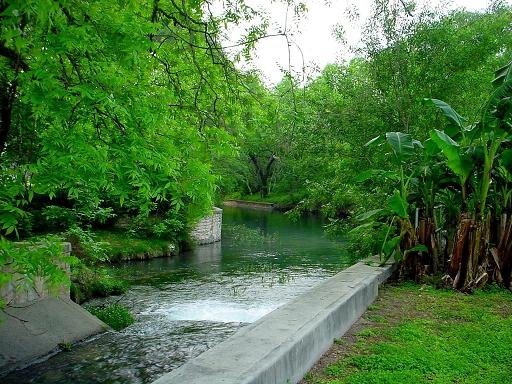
<box><xmin>0</xmin><ymin>243</ymin><xmax>72</xmax><ymax>306</ymax></box>
<box><xmin>153</xmin><ymin>257</ymin><xmax>396</xmax><ymax>384</ymax></box>
<box><xmin>0</xmin><ymin>243</ymin><xmax>109</xmax><ymax>375</ymax></box>
<box><xmin>191</xmin><ymin>207</ymin><xmax>222</xmax><ymax>245</ymax></box>
<box><xmin>0</xmin><ymin>297</ymin><xmax>109</xmax><ymax>375</ymax></box>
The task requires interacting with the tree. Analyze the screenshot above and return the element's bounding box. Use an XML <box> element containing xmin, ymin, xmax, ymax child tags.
<box><xmin>0</xmin><ymin>0</ymin><xmax>277</xmax><ymax>236</ymax></box>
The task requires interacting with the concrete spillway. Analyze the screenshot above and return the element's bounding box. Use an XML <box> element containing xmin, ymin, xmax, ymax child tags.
<box><xmin>153</xmin><ymin>257</ymin><xmax>395</xmax><ymax>384</ymax></box>
<box><xmin>0</xmin><ymin>297</ymin><xmax>108</xmax><ymax>375</ymax></box>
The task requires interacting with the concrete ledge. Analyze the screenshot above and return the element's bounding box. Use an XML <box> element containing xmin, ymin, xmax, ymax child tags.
<box><xmin>153</xmin><ymin>257</ymin><xmax>396</xmax><ymax>384</ymax></box>
<box><xmin>0</xmin><ymin>297</ymin><xmax>109</xmax><ymax>376</ymax></box>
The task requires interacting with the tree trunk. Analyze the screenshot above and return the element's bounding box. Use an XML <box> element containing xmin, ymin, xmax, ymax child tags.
<box><xmin>496</xmin><ymin>213</ymin><xmax>512</xmax><ymax>289</ymax></box>
<box><xmin>416</xmin><ymin>218</ymin><xmax>437</xmax><ymax>273</ymax></box>
<box><xmin>0</xmin><ymin>81</ymin><xmax>16</xmax><ymax>153</ymax></box>
<box><xmin>450</xmin><ymin>214</ymin><xmax>490</xmax><ymax>291</ymax></box>
<box><xmin>248</xmin><ymin>153</ymin><xmax>276</xmax><ymax>198</ymax></box>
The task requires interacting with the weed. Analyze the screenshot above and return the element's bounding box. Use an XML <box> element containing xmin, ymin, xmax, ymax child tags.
<box><xmin>366</xmin><ymin>314</ymin><xmax>387</xmax><ymax>323</ymax></box>
<box><xmin>86</xmin><ymin>303</ymin><xmax>134</xmax><ymax>331</ymax></box>
<box><xmin>58</xmin><ymin>342</ymin><xmax>72</xmax><ymax>352</ymax></box>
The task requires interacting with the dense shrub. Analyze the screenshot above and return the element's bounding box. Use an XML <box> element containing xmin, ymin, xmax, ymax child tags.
<box><xmin>65</xmin><ymin>226</ymin><xmax>109</xmax><ymax>265</ymax></box>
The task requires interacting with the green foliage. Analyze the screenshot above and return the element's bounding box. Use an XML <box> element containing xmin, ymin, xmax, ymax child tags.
<box><xmin>0</xmin><ymin>174</ymin><xmax>30</xmax><ymax>237</ymax></box>
<box><xmin>384</xmin><ymin>132</ymin><xmax>416</xmax><ymax>165</ymax></box>
<box><xmin>65</xmin><ymin>226</ymin><xmax>109</xmax><ymax>265</ymax></box>
<box><xmin>127</xmin><ymin>214</ymin><xmax>186</xmax><ymax>242</ymax></box>
<box><xmin>429</xmin><ymin>129</ymin><xmax>473</xmax><ymax>184</ymax></box>
<box><xmin>344</xmin><ymin>221</ymin><xmax>389</xmax><ymax>260</ymax></box>
<box><xmin>425</xmin><ymin>98</ymin><xmax>467</xmax><ymax>129</ymax></box>
<box><xmin>93</xmin><ymin>231</ymin><xmax>176</xmax><ymax>262</ymax></box>
<box><xmin>86</xmin><ymin>303</ymin><xmax>134</xmax><ymax>331</ymax></box>
<box><xmin>221</xmin><ymin>8</ymin><xmax>512</xmax><ymax>252</ymax></box>
<box><xmin>71</xmin><ymin>266</ymin><xmax>128</xmax><ymax>303</ymax></box>
<box><xmin>388</xmin><ymin>191</ymin><xmax>409</xmax><ymax>219</ymax></box>
<box><xmin>1</xmin><ymin>0</ymin><xmax>281</xmax><ymax>240</ymax></box>
<box><xmin>89</xmin><ymin>274</ymin><xmax>128</xmax><ymax>298</ymax></box>
<box><xmin>41</xmin><ymin>206</ymin><xmax>78</xmax><ymax>231</ymax></box>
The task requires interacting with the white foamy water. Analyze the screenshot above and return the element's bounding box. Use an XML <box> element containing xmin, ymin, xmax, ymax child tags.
<box><xmin>143</xmin><ymin>300</ymin><xmax>281</xmax><ymax>323</ymax></box>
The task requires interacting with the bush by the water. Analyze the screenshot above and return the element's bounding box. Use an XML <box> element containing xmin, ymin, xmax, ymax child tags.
<box><xmin>86</xmin><ymin>303</ymin><xmax>134</xmax><ymax>331</ymax></box>
<box><xmin>71</xmin><ymin>266</ymin><xmax>128</xmax><ymax>303</ymax></box>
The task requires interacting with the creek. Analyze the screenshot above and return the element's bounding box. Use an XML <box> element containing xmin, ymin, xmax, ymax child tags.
<box><xmin>4</xmin><ymin>206</ymin><xmax>352</xmax><ymax>384</ymax></box>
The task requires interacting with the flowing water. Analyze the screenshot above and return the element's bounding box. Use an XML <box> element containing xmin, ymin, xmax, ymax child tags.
<box><xmin>4</xmin><ymin>206</ymin><xmax>353</xmax><ymax>384</ymax></box>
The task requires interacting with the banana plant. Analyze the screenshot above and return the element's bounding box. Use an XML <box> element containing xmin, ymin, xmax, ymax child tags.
<box><xmin>425</xmin><ymin>60</ymin><xmax>512</xmax><ymax>290</ymax></box>
<box><xmin>428</xmin><ymin>127</ymin><xmax>473</xmax><ymax>207</ymax></box>
<box><xmin>359</xmin><ymin>131</ymin><xmax>425</xmax><ymax>264</ymax></box>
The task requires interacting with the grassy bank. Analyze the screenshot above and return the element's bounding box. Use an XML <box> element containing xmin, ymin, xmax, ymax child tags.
<box><xmin>302</xmin><ymin>283</ymin><xmax>512</xmax><ymax>384</ymax></box>
<box><xmin>92</xmin><ymin>231</ymin><xmax>176</xmax><ymax>262</ymax></box>
<box><xmin>67</xmin><ymin>229</ymin><xmax>179</xmax><ymax>303</ymax></box>
<box><xmin>224</xmin><ymin>192</ymin><xmax>304</xmax><ymax>210</ymax></box>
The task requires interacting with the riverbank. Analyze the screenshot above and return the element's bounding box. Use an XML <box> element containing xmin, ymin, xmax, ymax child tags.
<box><xmin>223</xmin><ymin>192</ymin><xmax>303</xmax><ymax>211</ymax></box>
<box><xmin>67</xmin><ymin>229</ymin><xmax>179</xmax><ymax>303</ymax></box>
<box><xmin>301</xmin><ymin>282</ymin><xmax>512</xmax><ymax>384</ymax></box>
<box><xmin>223</xmin><ymin>199</ymin><xmax>277</xmax><ymax>211</ymax></box>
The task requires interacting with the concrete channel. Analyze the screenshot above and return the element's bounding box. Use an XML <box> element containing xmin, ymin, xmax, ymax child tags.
<box><xmin>152</xmin><ymin>257</ymin><xmax>396</xmax><ymax>384</ymax></box>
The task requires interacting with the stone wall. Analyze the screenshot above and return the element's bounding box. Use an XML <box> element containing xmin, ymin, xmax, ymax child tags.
<box><xmin>191</xmin><ymin>207</ymin><xmax>222</xmax><ymax>245</ymax></box>
<box><xmin>0</xmin><ymin>242</ymin><xmax>72</xmax><ymax>306</ymax></box>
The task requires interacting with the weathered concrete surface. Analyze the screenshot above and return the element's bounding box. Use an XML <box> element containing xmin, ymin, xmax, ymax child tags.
<box><xmin>0</xmin><ymin>243</ymin><xmax>108</xmax><ymax>376</ymax></box>
<box><xmin>0</xmin><ymin>243</ymin><xmax>72</xmax><ymax>305</ymax></box>
<box><xmin>152</xmin><ymin>257</ymin><xmax>396</xmax><ymax>384</ymax></box>
<box><xmin>191</xmin><ymin>207</ymin><xmax>222</xmax><ymax>245</ymax></box>
<box><xmin>0</xmin><ymin>297</ymin><xmax>109</xmax><ymax>375</ymax></box>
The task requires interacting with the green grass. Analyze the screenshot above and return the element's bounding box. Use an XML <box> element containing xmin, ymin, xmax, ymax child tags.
<box><xmin>67</xmin><ymin>230</ymin><xmax>176</xmax><ymax>303</ymax></box>
<box><xmin>70</xmin><ymin>266</ymin><xmax>129</xmax><ymax>303</ymax></box>
<box><xmin>93</xmin><ymin>231</ymin><xmax>173</xmax><ymax>262</ymax></box>
<box><xmin>305</xmin><ymin>283</ymin><xmax>512</xmax><ymax>384</ymax></box>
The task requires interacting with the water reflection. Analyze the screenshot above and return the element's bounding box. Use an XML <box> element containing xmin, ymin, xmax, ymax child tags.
<box><xmin>186</xmin><ymin>241</ymin><xmax>222</xmax><ymax>272</ymax></box>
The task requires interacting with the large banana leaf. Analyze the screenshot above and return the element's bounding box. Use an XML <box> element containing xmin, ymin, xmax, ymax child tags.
<box><xmin>492</xmin><ymin>60</ymin><xmax>512</xmax><ymax>87</ymax></box>
<box><xmin>383</xmin><ymin>235</ymin><xmax>401</xmax><ymax>260</ymax></box>
<box><xmin>424</xmin><ymin>98</ymin><xmax>466</xmax><ymax>130</ymax></box>
<box><xmin>365</xmin><ymin>135</ymin><xmax>383</xmax><ymax>147</ymax></box>
<box><xmin>388</xmin><ymin>190</ymin><xmax>409</xmax><ymax>219</ymax></box>
<box><xmin>483</xmin><ymin>61</ymin><xmax>512</xmax><ymax>134</ymax></box>
<box><xmin>501</xmin><ymin>149</ymin><xmax>512</xmax><ymax>172</ymax></box>
<box><xmin>385</xmin><ymin>132</ymin><xmax>415</xmax><ymax>164</ymax></box>
<box><xmin>430</xmin><ymin>129</ymin><xmax>473</xmax><ymax>182</ymax></box>
<box><xmin>355</xmin><ymin>208</ymin><xmax>385</xmax><ymax>222</ymax></box>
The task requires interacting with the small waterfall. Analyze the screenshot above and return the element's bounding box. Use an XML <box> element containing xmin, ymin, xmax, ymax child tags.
<box><xmin>143</xmin><ymin>300</ymin><xmax>281</xmax><ymax>323</ymax></box>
